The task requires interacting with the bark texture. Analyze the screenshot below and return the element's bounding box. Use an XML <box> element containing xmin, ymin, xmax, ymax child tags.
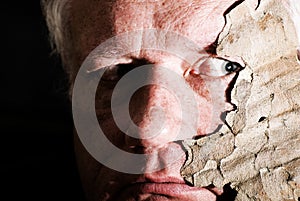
<box><xmin>181</xmin><ymin>0</ymin><xmax>300</xmax><ymax>200</ymax></box>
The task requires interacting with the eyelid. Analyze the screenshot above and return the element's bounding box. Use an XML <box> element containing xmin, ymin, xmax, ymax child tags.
<box><xmin>191</xmin><ymin>56</ymin><xmax>244</xmax><ymax>77</ymax></box>
<box><xmin>101</xmin><ymin>65</ymin><xmax>121</xmax><ymax>81</ymax></box>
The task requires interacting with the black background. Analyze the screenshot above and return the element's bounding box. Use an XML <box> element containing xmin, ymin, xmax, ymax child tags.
<box><xmin>2</xmin><ymin>1</ymin><xmax>85</xmax><ymax>200</ymax></box>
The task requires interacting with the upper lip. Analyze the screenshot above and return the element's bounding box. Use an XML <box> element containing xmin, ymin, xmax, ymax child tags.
<box><xmin>138</xmin><ymin>175</ymin><xmax>186</xmax><ymax>184</ymax></box>
<box><xmin>112</xmin><ymin>174</ymin><xmax>218</xmax><ymax>201</ymax></box>
<box><xmin>120</xmin><ymin>175</ymin><xmax>196</xmax><ymax>196</ymax></box>
<box><xmin>115</xmin><ymin>178</ymin><xmax>211</xmax><ymax>201</ymax></box>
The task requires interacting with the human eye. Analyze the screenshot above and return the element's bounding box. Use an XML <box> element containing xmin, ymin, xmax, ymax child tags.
<box><xmin>101</xmin><ymin>63</ymin><xmax>135</xmax><ymax>81</ymax></box>
<box><xmin>100</xmin><ymin>65</ymin><xmax>124</xmax><ymax>81</ymax></box>
<box><xmin>191</xmin><ymin>57</ymin><xmax>243</xmax><ymax>77</ymax></box>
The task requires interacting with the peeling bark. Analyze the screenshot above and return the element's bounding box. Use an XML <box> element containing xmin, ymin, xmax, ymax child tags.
<box><xmin>181</xmin><ymin>0</ymin><xmax>300</xmax><ymax>200</ymax></box>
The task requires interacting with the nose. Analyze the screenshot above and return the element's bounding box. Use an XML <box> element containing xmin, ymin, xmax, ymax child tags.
<box><xmin>128</xmin><ymin>83</ymin><xmax>181</xmax><ymax>149</ymax></box>
<box><xmin>114</xmin><ymin>64</ymin><xmax>199</xmax><ymax>151</ymax></box>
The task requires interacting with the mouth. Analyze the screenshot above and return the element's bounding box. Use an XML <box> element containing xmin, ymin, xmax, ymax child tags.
<box><xmin>115</xmin><ymin>181</ymin><xmax>218</xmax><ymax>201</ymax></box>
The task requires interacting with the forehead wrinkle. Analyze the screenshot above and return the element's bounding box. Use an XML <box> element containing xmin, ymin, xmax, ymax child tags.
<box><xmin>152</xmin><ymin>0</ymin><xmax>235</xmax><ymax>49</ymax></box>
<box><xmin>68</xmin><ymin>0</ymin><xmax>119</xmax><ymax>69</ymax></box>
<box><xmin>113</xmin><ymin>1</ymin><xmax>153</xmax><ymax>32</ymax></box>
<box><xmin>112</xmin><ymin>1</ymin><xmax>208</xmax><ymax>63</ymax></box>
<box><xmin>113</xmin><ymin>0</ymin><xmax>159</xmax><ymax>59</ymax></box>
<box><xmin>69</xmin><ymin>0</ymin><xmax>234</xmax><ymax>79</ymax></box>
<box><xmin>152</xmin><ymin>0</ymin><xmax>214</xmax><ymax>27</ymax></box>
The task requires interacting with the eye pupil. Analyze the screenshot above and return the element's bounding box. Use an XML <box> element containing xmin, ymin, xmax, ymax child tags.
<box><xmin>225</xmin><ymin>62</ymin><xmax>236</xmax><ymax>72</ymax></box>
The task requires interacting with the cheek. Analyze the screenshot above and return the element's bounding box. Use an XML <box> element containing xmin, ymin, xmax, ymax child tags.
<box><xmin>185</xmin><ymin>75</ymin><xmax>213</xmax><ymax>135</ymax></box>
<box><xmin>95</xmin><ymin>83</ymin><xmax>127</xmax><ymax>148</ymax></box>
<box><xmin>95</xmin><ymin>73</ymin><xmax>235</xmax><ymax>139</ymax></box>
<box><xmin>74</xmin><ymin>133</ymin><xmax>139</xmax><ymax>201</ymax></box>
<box><xmin>185</xmin><ymin>74</ymin><xmax>210</xmax><ymax>98</ymax></box>
<box><xmin>185</xmin><ymin>74</ymin><xmax>234</xmax><ymax>135</ymax></box>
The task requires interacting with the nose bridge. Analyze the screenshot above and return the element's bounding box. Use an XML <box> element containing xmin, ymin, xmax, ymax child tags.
<box><xmin>126</xmin><ymin>65</ymin><xmax>183</xmax><ymax>148</ymax></box>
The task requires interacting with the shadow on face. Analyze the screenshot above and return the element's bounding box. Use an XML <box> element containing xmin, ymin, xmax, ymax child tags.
<box><xmin>68</xmin><ymin>0</ymin><xmax>245</xmax><ymax>200</ymax></box>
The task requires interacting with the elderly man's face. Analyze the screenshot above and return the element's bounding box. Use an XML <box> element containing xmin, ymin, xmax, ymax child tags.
<box><xmin>68</xmin><ymin>0</ymin><xmax>242</xmax><ymax>200</ymax></box>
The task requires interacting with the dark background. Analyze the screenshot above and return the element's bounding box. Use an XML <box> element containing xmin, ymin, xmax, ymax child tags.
<box><xmin>2</xmin><ymin>1</ymin><xmax>85</xmax><ymax>200</ymax></box>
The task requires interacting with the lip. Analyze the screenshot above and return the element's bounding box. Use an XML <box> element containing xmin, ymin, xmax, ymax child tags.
<box><xmin>115</xmin><ymin>182</ymin><xmax>216</xmax><ymax>201</ymax></box>
<box><xmin>133</xmin><ymin>182</ymin><xmax>205</xmax><ymax>195</ymax></box>
<box><xmin>139</xmin><ymin>175</ymin><xmax>186</xmax><ymax>184</ymax></box>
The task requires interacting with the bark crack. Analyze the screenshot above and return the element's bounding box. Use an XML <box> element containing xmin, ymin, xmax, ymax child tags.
<box><xmin>180</xmin><ymin>0</ymin><xmax>300</xmax><ymax>200</ymax></box>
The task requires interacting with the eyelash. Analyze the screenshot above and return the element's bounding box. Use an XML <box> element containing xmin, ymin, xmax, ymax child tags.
<box><xmin>100</xmin><ymin>57</ymin><xmax>243</xmax><ymax>81</ymax></box>
<box><xmin>190</xmin><ymin>57</ymin><xmax>243</xmax><ymax>77</ymax></box>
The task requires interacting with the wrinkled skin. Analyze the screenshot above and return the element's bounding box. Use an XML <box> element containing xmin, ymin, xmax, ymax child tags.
<box><xmin>67</xmin><ymin>0</ymin><xmax>243</xmax><ymax>200</ymax></box>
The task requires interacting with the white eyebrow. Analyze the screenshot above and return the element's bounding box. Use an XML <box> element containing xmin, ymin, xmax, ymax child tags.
<box><xmin>85</xmin><ymin>41</ymin><xmax>136</xmax><ymax>73</ymax></box>
<box><xmin>86</xmin><ymin>56</ymin><xmax>133</xmax><ymax>73</ymax></box>
<box><xmin>85</xmin><ymin>29</ymin><xmax>207</xmax><ymax>73</ymax></box>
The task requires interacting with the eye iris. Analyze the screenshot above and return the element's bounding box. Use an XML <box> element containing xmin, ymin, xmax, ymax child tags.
<box><xmin>225</xmin><ymin>62</ymin><xmax>236</xmax><ymax>72</ymax></box>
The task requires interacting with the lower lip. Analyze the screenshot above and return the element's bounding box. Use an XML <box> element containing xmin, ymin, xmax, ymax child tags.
<box><xmin>117</xmin><ymin>183</ymin><xmax>214</xmax><ymax>200</ymax></box>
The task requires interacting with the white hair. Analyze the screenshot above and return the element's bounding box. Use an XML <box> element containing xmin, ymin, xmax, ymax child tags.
<box><xmin>41</xmin><ymin>0</ymin><xmax>70</xmax><ymax>57</ymax></box>
<box><xmin>41</xmin><ymin>0</ymin><xmax>78</xmax><ymax>81</ymax></box>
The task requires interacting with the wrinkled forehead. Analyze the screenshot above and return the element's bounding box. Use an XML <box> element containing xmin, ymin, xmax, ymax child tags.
<box><xmin>69</xmin><ymin>0</ymin><xmax>235</xmax><ymax>62</ymax></box>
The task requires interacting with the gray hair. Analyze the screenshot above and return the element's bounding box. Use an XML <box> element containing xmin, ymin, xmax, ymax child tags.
<box><xmin>41</xmin><ymin>0</ymin><xmax>76</xmax><ymax>80</ymax></box>
<box><xmin>41</xmin><ymin>0</ymin><xmax>69</xmax><ymax>55</ymax></box>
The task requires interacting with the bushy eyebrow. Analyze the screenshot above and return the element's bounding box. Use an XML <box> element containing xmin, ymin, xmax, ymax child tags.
<box><xmin>84</xmin><ymin>32</ymin><xmax>214</xmax><ymax>75</ymax></box>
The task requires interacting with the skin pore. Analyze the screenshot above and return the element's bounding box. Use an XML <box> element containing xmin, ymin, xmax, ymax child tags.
<box><xmin>66</xmin><ymin>0</ymin><xmax>244</xmax><ymax>200</ymax></box>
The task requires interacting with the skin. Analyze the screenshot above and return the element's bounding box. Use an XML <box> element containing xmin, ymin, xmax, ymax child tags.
<box><xmin>66</xmin><ymin>0</ymin><xmax>243</xmax><ymax>200</ymax></box>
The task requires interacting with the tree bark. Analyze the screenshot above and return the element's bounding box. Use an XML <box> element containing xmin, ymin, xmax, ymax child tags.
<box><xmin>181</xmin><ymin>0</ymin><xmax>300</xmax><ymax>200</ymax></box>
